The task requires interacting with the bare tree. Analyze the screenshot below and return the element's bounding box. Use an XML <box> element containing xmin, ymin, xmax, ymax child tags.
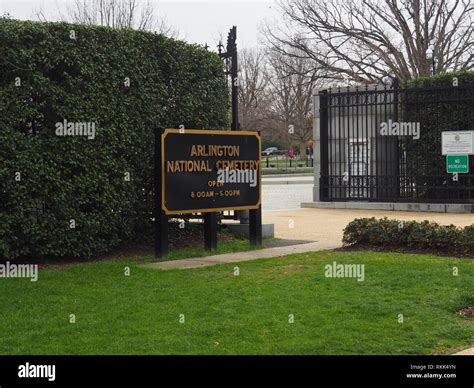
<box><xmin>265</xmin><ymin>0</ymin><xmax>474</xmax><ymax>84</ymax></box>
<box><xmin>265</xmin><ymin>50</ymin><xmax>322</xmax><ymax>151</ymax></box>
<box><xmin>237</xmin><ymin>47</ymin><xmax>321</xmax><ymax>150</ymax></box>
<box><xmin>238</xmin><ymin>48</ymin><xmax>270</xmax><ymax>131</ymax></box>
<box><xmin>37</xmin><ymin>0</ymin><xmax>177</xmax><ymax>36</ymax></box>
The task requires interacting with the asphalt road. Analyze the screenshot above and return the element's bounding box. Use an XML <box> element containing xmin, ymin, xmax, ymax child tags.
<box><xmin>262</xmin><ymin>183</ymin><xmax>313</xmax><ymax>211</ymax></box>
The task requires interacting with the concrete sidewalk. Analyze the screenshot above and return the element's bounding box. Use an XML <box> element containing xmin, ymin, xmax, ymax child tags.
<box><xmin>144</xmin><ymin>207</ymin><xmax>472</xmax><ymax>270</ymax></box>
<box><xmin>263</xmin><ymin>175</ymin><xmax>313</xmax><ymax>185</ymax></box>
<box><xmin>453</xmin><ymin>347</ymin><xmax>474</xmax><ymax>355</ymax></box>
<box><xmin>263</xmin><ymin>208</ymin><xmax>473</xmax><ymax>242</ymax></box>
<box><xmin>141</xmin><ymin>241</ymin><xmax>337</xmax><ymax>270</ymax></box>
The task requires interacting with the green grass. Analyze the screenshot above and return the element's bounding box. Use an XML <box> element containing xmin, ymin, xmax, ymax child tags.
<box><xmin>263</xmin><ymin>158</ymin><xmax>313</xmax><ymax>171</ymax></box>
<box><xmin>0</xmin><ymin>250</ymin><xmax>472</xmax><ymax>355</ymax></box>
<box><xmin>262</xmin><ymin>168</ymin><xmax>314</xmax><ymax>175</ymax></box>
<box><xmin>158</xmin><ymin>237</ymin><xmax>269</xmax><ymax>263</ymax></box>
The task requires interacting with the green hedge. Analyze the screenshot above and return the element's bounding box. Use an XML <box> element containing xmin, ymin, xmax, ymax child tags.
<box><xmin>343</xmin><ymin>217</ymin><xmax>474</xmax><ymax>255</ymax></box>
<box><xmin>406</xmin><ymin>71</ymin><xmax>474</xmax><ymax>88</ymax></box>
<box><xmin>0</xmin><ymin>19</ymin><xmax>228</xmax><ymax>260</ymax></box>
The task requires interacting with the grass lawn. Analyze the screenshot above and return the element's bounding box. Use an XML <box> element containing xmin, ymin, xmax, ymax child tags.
<box><xmin>0</xmin><ymin>250</ymin><xmax>472</xmax><ymax>355</ymax></box>
<box><xmin>152</xmin><ymin>237</ymin><xmax>267</xmax><ymax>263</ymax></box>
<box><xmin>262</xmin><ymin>168</ymin><xmax>314</xmax><ymax>175</ymax></box>
<box><xmin>262</xmin><ymin>158</ymin><xmax>313</xmax><ymax>173</ymax></box>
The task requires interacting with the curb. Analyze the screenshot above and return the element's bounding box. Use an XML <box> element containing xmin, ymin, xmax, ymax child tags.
<box><xmin>263</xmin><ymin>180</ymin><xmax>313</xmax><ymax>185</ymax></box>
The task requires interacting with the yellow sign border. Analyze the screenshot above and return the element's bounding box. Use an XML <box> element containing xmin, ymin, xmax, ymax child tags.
<box><xmin>161</xmin><ymin>128</ymin><xmax>262</xmax><ymax>215</ymax></box>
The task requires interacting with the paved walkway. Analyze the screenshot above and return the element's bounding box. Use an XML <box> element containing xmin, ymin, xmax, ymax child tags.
<box><xmin>141</xmin><ymin>241</ymin><xmax>335</xmax><ymax>270</ymax></box>
<box><xmin>453</xmin><ymin>347</ymin><xmax>474</xmax><ymax>355</ymax></box>
<box><xmin>144</xmin><ymin>208</ymin><xmax>472</xmax><ymax>270</ymax></box>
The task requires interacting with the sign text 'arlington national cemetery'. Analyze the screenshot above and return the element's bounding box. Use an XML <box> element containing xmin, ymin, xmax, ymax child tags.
<box><xmin>161</xmin><ymin>129</ymin><xmax>261</xmax><ymax>215</ymax></box>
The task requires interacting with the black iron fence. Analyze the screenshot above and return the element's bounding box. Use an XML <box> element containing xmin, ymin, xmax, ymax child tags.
<box><xmin>263</xmin><ymin>155</ymin><xmax>314</xmax><ymax>171</ymax></box>
<box><xmin>319</xmin><ymin>82</ymin><xmax>474</xmax><ymax>203</ymax></box>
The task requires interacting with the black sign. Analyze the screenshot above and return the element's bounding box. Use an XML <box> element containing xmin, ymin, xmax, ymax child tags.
<box><xmin>161</xmin><ymin>129</ymin><xmax>261</xmax><ymax>215</ymax></box>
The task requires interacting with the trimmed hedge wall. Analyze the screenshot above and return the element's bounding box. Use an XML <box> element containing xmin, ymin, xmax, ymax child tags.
<box><xmin>343</xmin><ymin>217</ymin><xmax>474</xmax><ymax>255</ymax></box>
<box><xmin>0</xmin><ymin>19</ymin><xmax>228</xmax><ymax>260</ymax></box>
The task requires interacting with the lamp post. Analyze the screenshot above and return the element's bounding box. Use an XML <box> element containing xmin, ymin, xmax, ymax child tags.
<box><xmin>218</xmin><ymin>27</ymin><xmax>250</xmax><ymax>224</ymax></box>
<box><xmin>219</xmin><ymin>26</ymin><xmax>239</xmax><ymax>131</ymax></box>
<box><xmin>430</xmin><ymin>43</ymin><xmax>436</xmax><ymax>75</ymax></box>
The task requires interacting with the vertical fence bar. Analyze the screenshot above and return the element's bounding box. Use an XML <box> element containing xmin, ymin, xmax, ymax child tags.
<box><xmin>319</xmin><ymin>90</ymin><xmax>329</xmax><ymax>201</ymax></box>
<box><xmin>355</xmin><ymin>86</ymin><xmax>360</xmax><ymax>199</ymax></box>
<box><xmin>338</xmin><ymin>88</ymin><xmax>342</xmax><ymax>199</ymax></box>
<box><xmin>403</xmin><ymin>81</ymin><xmax>409</xmax><ymax>199</ymax></box>
<box><xmin>365</xmin><ymin>85</ymin><xmax>369</xmax><ymax>200</ymax></box>
<box><xmin>384</xmin><ymin>84</ymin><xmax>388</xmax><ymax>200</ymax></box>
<box><xmin>374</xmin><ymin>86</ymin><xmax>378</xmax><ymax>200</ymax></box>
<box><xmin>346</xmin><ymin>86</ymin><xmax>351</xmax><ymax>200</ymax></box>
<box><xmin>393</xmin><ymin>79</ymin><xmax>400</xmax><ymax>202</ymax></box>
<box><xmin>327</xmin><ymin>88</ymin><xmax>334</xmax><ymax>197</ymax></box>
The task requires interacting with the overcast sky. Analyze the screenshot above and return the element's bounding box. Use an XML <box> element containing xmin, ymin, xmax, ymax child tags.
<box><xmin>0</xmin><ymin>0</ymin><xmax>279</xmax><ymax>49</ymax></box>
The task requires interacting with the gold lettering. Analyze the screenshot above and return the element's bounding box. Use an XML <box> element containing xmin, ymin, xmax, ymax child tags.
<box><xmin>210</xmin><ymin>145</ymin><xmax>217</xmax><ymax>156</ymax></box>
<box><xmin>187</xmin><ymin>145</ymin><xmax>242</xmax><ymax>157</ymax></box>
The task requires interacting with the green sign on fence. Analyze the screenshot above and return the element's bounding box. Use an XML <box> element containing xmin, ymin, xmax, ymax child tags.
<box><xmin>446</xmin><ymin>155</ymin><xmax>469</xmax><ymax>173</ymax></box>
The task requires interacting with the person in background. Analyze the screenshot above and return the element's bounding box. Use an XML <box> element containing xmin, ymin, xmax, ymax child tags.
<box><xmin>288</xmin><ymin>148</ymin><xmax>295</xmax><ymax>158</ymax></box>
<box><xmin>306</xmin><ymin>143</ymin><xmax>314</xmax><ymax>167</ymax></box>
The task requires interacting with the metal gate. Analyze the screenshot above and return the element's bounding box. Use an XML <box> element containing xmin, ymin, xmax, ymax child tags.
<box><xmin>318</xmin><ymin>83</ymin><xmax>474</xmax><ymax>203</ymax></box>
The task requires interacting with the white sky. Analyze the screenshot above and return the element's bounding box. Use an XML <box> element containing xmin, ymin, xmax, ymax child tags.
<box><xmin>0</xmin><ymin>0</ymin><xmax>279</xmax><ymax>49</ymax></box>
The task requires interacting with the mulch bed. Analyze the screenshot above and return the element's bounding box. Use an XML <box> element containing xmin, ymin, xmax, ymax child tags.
<box><xmin>457</xmin><ymin>307</ymin><xmax>474</xmax><ymax>318</ymax></box>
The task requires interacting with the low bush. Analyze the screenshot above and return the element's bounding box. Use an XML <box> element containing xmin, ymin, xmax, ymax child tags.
<box><xmin>343</xmin><ymin>217</ymin><xmax>474</xmax><ymax>255</ymax></box>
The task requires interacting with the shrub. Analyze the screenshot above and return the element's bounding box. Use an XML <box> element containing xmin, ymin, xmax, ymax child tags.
<box><xmin>0</xmin><ymin>19</ymin><xmax>228</xmax><ymax>260</ymax></box>
<box><xmin>343</xmin><ymin>217</ymin><xmax>474</xmax><ymax>255</ymax></box>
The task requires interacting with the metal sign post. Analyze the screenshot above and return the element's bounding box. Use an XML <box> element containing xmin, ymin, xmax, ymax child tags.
<box><xmin>154</xmin><ymin>127</ymin><xmax>168</xmax><ymax>257</ymax></box>
<box><xmin>204</xmin><ymin>212</ymin><xmax>218</xmax><ymax>251</ymax></box>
